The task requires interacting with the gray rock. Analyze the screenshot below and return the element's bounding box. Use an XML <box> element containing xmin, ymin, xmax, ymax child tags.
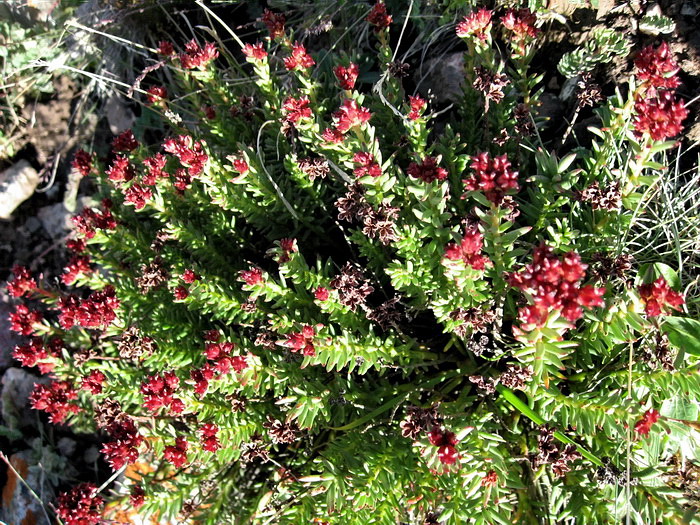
<box><xmin>0</xmin><ymin>290</ymin><xmax>21</xmax><ymax>370</ymax></box>
<box><xmin>416</xmin><ymin>52</ymin><xmax>465</xmax><ymax>104</ymax></box>
<box><xmin>83</xmin><ymin>445</ymin><xmax>101</xmax><ymax>464</ymax></box>
<box><xmin>0</xmin><ymin>160</ymin><xmax>41</xmax><ymax>220</ymax></box>
<box><xmin>57</xmin><ymin>437</ymin><xmax>77</xmax><ymax>457</ymax></box>
<box><xmin>37</xmin><ymin>202</ymin><xmax>72</xmax><ymax>239</ymax></box>
<box><xmin>0</xmin><ymin>450</ymin><xmax>51</xmax><ymax>525</ymax></box>
<box><xmin>1</xmin><ymin>368</ymin><xmax>49</xmax><ymax>434</ymax></box>
<box><xmin>106</xmin><ymin>95</ymin><xmax>136</xmax><ymax>134</ymax></box>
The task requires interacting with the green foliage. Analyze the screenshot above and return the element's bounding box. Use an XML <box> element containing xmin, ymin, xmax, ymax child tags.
<box><xmin>557</xmin><ymin>27</ymin><xmax>632</xmax><ymax>78</ymax></box>
<box><xmin>6</xmin><ymin>2</ymin><xmax>700</xmax><ymax>525</ymax></box>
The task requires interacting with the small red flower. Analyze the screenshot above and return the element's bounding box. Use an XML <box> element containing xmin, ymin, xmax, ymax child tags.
<box><xmin>164</xmin><ymin>436</ymin><xmax>188</xmax><ymax>468</ymax></box>
<box><xmin>353</xmin><ymin>152</ymin><xmax>382</xmax><ymax>178</ymax></box>
<box><xmin>314</xmin><ymin>287</ymin><xmax>330</xmax><ymax>301</ymax></box>
<box><xmin>157</xmin><ymin>41</ymin><xmax>174</xmax><ymax>56</ymax></box>
<box><xmin>407</xmin><ymin>156</ymin><xmax>448</xmax><ymax>183</ymax></box>
<box><xmin>141</xmin><ymin>372</ymin><xmax>183</xmax><ymax>414</ymax></box>
<box><xmin>106</xmin><ymin>155</ymin><xmax>135</xmax><ymax>182</ymax></box>
<box><xmin>56</xmin><ymin>483</ymin><xmax>104</xmax><ymax>525</ymax></box>
<box><xmin>367</xmin><ymin>2</ymin><xmax>392</xmax><ymax>31</ymax></box>
<box><xmin>633</xmin><ymin>91</ymin><xmax>688</xmax><ymax>141</ymax></box>
<box><xmin>281</xmin><ymin>325</ymin><xmax>318</xmax><ymax>356</ymax></box>
<box><xmin>182</xmin><ymin>269</ymin><xmax>199</xmax><ymax>284</ymax></box>
<box><xmin>444</xmin><ymin>226</ymin><xmax>490</xmax><ymax>270</ymax></box>
<box><xmin>146</xmin><ymin>85</ymin><xmax>167</xmax><ymax>104</ymax></box>
<box><xmin>142</xmin><ymin>153</ymin><xmax>168</xmax><ymax>185</ymax></box>
<box><xmin>163</xmin><ymin>135</ymin><xmax>208</xmax><ymax>176</ymax></box>
<box><xmin>481</xmin><ymin>470</ymin><xmax>498</xmax><ymax>487</ymax></box>
<box><xmin>173</xmin><ymin>285</ymin><xmax>189</xmax><ymax>300</ymax></box>
<box><xmin>240</xmin><ymin>267</ymin><xmax>264</xmax><ymax>286</ymax></box>
<box><xmin>282</xmin><ymin>95</ymin><xmax>313</xmax><ymax>124</ymax></box>
<box><xmin>634</xmin><ymin>42</ymin><xmax>681</xmax><ymax>92</ymax></box>
<box><xmin>7</xmin><ymin>265</ymin><xmax>36</xmax><ymax>298</ymax></box>
<box><xmin>112</xmin><ymin>129</ymin><xmax>139</xmax><ymax>153</ymax></box>
<box><xmin>638</xmin><ymin>277</ymin><xmax>684</xmax><ymax>317</ymax></box>
<box><xmin>13</xmin><ymin>338</ymin><xmax>57</xmax><ymax>374</ymax></box>
<box><xmin>427</xmin><ymin>426</ymin><xmax>459</xmax><ymax>465</ymax></box>
<box><xmin>71</xmin><ymin>149</ymin><xmax>92</xmax><ymax>177</ymax></box>
<box><xmin>456</xmin><ymin>8</ymin><xmax>492</xmax><ymax>40</ymax></box>
<box><xmin>464</xmin><ymin>152</ymin><xmax>519</xmax><ymax>204</ymax></box>
<box><xmin>283</xmin><ymin>43</ymin><xmax>315</xmax><ymax>71</ymax></box>
<box><xmin>130</xmin><ymin>485</ymin><xmax>146</xmax><ymax>509</ymax></box>
<box><xmin>634</xmin><ymin>408</ymin><xmax>660</xmax><ymax>436</ymax></box>
<box><xmin>9</xmin><ymin>304</ymin><xmax>43</xmax><ymax>335</ymax></box>
<box><xmin>322</xmin><ymin>127</ymin><xmax>345</xmax><ymax>144</ymax></box>
<box><xmin>124</xmin><ymin>183</ymin><xmax>152</xmax><ymax>210</ymax></box>
<box><xmin>65</xmin><ymin>265</ymin><xmax>92</xmax><ymax>299</ymax></box>
<box><xmin>334</xmin><ymin>63</ymin><xmax>359</xmax><ymax>90</ymax></box>
<box><xmin>179</xmin><ymin>39</ymin><xmax>218</xmax><ymax>69</ymax></box>
<box><xmin>261</xmin><ymin>9</ymin><xmax>286</xmax><ymax>39</ymax></box>
<box><xmin>81</xmin><ymin>370</ymin><xmax>106</xmax><ymax>394</ymax></box>
<box><xmin>200</xmin><ymin>423</ymin><xmax>221</xmax><ymax>452</ymax></box>
<box><xmin>407</xmin><ymin>95</ymin><xmax>426</xmax><ymax>121</ymax></box>
<box><xmin>29</xmin><ymin>380</ymin><xmax>80</xmax><ymax>424</ymax></box>
<box><xmin>333</xmin><ymin>99</ymin><xmax>372</xmax><ymax>133</ymax></box>
<box><xmin>243</xmin><ymin>42</ymin><xmax>268</xmax><ymax>61</ymax></box>
<box><xmin>66</xmin><ymin>238</ymin><xmax>87</xmax><ymax>253</ymax></box>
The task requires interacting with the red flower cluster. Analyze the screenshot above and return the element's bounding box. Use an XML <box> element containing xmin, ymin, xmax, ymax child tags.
<box><xmin>106</xmin><ymin>155</ymin><xmax>135</xmax><ymax>182</ymax></box>
<box><xmin>142</xmin><ymin>153</ymin><xmax>168</xmax><ymax>185</ymax></box>
<box><xmin>124</xmin><ymin>183</ymin><xmax>153</xmax><ymax>210</ymax></box>
<box><xmin>638</xmin><ymin>277</ymin><xmax>684</xmax><ymax>317</ymax></box>
<box><xmin>366</xmin><ymin>2</ymin><xmax>392</xmax><ymax>31</ymax></box>
<box><xmin>330</xmin><ymin>99</ymin><xmax>372</xmax><ymax>135</ymax></box>
<box><xmin>262</xmin><ymin>9</ymin><xmax>286</xmax><ymax>39</ymax></box>
<box><xmin>56</xmin><ymin>483</ymin><xmax>104</xmax><ymax>525</ymax></box>
<box><xmin>71</xmin><ymin>149</ymin><xmax>92</xmax><ymax>177</ymax></box>
<box><xmin>179</xmin><ymin>39</ymin><xmax>218</xmax><ymax>69</ymax></box>
<box><xmin>101</xmin><ymin>417</ymin><xmax>143</xmax><ymax>470</ymax></box>
<box><xmin>30</xmin><ymin>380</ymin><xmax>80</xmax><ymax>423</ymax></box>
<box><xmin>112</xmin><ymin>129</ymin><xmax>138</xmax><ymax>153</ymax></box>
<box><xmin>13</xmin><ymin>337</ymin><xmax>58</xmax><ymax>374</ymax></box>
<box><xmin>353</xmin><ymin>152</ymin><xmax>382</xmax><ymax>178</ymax></box>
<box><xmin>146</xmin><ymin>85</ymin><xmax>167</xmax><ymax>104</ymax></box>
<box><xmin>314</xmin><ymin>286</ymin><xmax>330</xmax><ymax>301</ymax></box>
<box><xmin>9</xmin><ymin>304</ymin><xmax>43</xmax><ymax>335</ymax></box>
<box><xmin>463</xmin><ymin>152</ymin><xmax>519</xmax><ymax>204</ymax></box>
<box><xmin>456</xmin><ymin>8</ymin><xmax>492</xmax><ymax>41</ymax></box>
<box><xmin>407</xmin><ymin>156</ymin><xmax>448</xmax><ymax>183</ymax></box>
<box><xmin>633</xmin><ymin>91</ymin><xmax>688</xmax><ymax>141</ymax></box>
<box><xmin>634</xmin><ymin>408</ymin><xmax>660</xmax><ymax>436</ymax></box>
<box><xmin>158</xmin><ymin>41</ymin><xmax>174</xmax><ymax>56</ymax></box>
<box><xmin>282</xmin><ymin>95</ymin><xmax>313</xmax><ymax>124</ymax></box>
<box><xmin>142</xmin><ymin>371</ymin><xmax>184</xmax><ymax>414</ymax></box>
<box><xmin>204</xmin><ymin>340</ymin><xmax>248</xmax><ymax>375</ymax></box>
<box><xmin>322</xmin><ymin>127</ymin><xmax>344</xmax><ymax>144</ymax></box>
<box><xmin>444</xmin><ymin>226</ymin><xmax>490</xmax><ymax>270</ymax></box>
<box><xmin>71</xmin><ymin>202</ymin><xmax>117</xmax><ymax>239</ymax></box>
<box><xmin>130</xmin><ymin>485</ymin><xmax>145</xmax><ymax>509</ymax></box>
<box><xmin>281</xmin><ymin>325</ymin><xmax>318</xmax><ymax>356</ymax></box>
<box><xmin>7</xmin><ymin>265</ymin><xmax>36</xmax><ymax>298</ymax></box>
<box><xmin>231</xmin><ymin>156</ymin><xmax>250</xmax><ymax>175</ymax></box>
<box><xmin>501</xmin><ymin>8</ymin><xmax>539</xmax><ymax>47</ymax></box>
<box><xmin>163</xmin><ymin>135</ymin><xmax>208</xmax><ymax>176</ymax></box>
<box><xmin>58</xmin><ymin>285</ymin><xmax>120</xmax><ymax>330</ymax></box>
<box><xmin>407</xmin><ymin>95</ymin><xmax>426</xmax><ymax>121</ymax></box>
<box><xmin>633</xmin><ymin>42</ymin><xmax>687</xmax><ymax>141</ymax></box>
<box><xmin>427</xmin><ymin>426</ymin><xmax>459</xmax><ymax>465</ymax></box>
<box><xmin>164</xmin><ymin>436</ymin><xmax>188</xmax><ymax>468</ymax></box>
<box><xmin>81</xmin><ymin>370</ymin><xmax>106</xmax><ymax>394</ymax></box>
<box><xmin>634</xmin><ymin>42</ymin><xmax>681</xmax><ymax>92</ymax></box>
<box><xmin>508</xmin><ymin>245</ymin><xmax>605</xmax><ymax>331</ymax></box>
<box><xmin>173</xmin><ymin>168</ymin><xmax>192</xmax><ymax>192</ymax></box>
<box><xmin>283</xmin><ymin>43</ymin><xmax>315</xmax><ymax>71</ymax></box>
<box><xmin>182</xmin><ymin>269</ymin><xmax>199</xmax><ymax>284</ymax></box>
<box><xmin>243</xmin><ymin>42</ymin><xmax>267</xmax><ymax>61</ymax></box>
<box><xmin>334</xmin><ymin>63</ymin><xmax>359</xmax><ymax>90</ymax></box>
<box><xmin>200</xmin><ymin>423</ymin><xmax>221</xmax><ymax>452</ymax></box>
<box><xmin>240</xmin><ymin>267</ymin><xmax>264</xmax><ymax>286</ymax></box>
<box><xmin>66</xmin><ymin>238</ymin><xmax>86</xmax><ymax>253</ymax></box>
<box><xmin>62</xmin><ymin>255</ymin><xmax>92</xmax><ymax>285</ymax></box>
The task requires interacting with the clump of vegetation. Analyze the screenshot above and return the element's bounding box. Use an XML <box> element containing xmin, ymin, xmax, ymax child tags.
<box><xmin>5</xmin><ymin>1</ymin><xmax>700</xmax><ymax>524</ymax></box>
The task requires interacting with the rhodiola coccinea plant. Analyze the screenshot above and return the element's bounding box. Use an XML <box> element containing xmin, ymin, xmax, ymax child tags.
<box><xmin>7</xmin><ymin>3</ymin><xmax>699</xmax><ymax>524</ymax></box>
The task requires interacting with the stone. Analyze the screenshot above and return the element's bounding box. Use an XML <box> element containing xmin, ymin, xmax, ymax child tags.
<box><xmin>0</xmin><ymin>450</ymin><xmax>51</xmax><ymax>525</ymax></box>
<box><xmin>57</xmin><ymin>437</ymin><xmax>77</xmax><ymax>457</ymax></box>
<box><xmin>0</xmin><ymin>368</ymin><xmax>49</xmax><ymax>435</ymax></box>
<box><xmin>37</xmin><ymin>203</ymin><xmax>71</xmax><ymax>239</ymax></box>
<box><xmin>416</xmin><ymin>52</ymin><xmax>465</xmax><ymax>104</ymax></box>
<box><xmin>0</xmin><ymin>290</ymin><xmax>21</xmax><ymax>370</ymax></box>
<box><xmin>0</xmin><ymin>160</ymin><xmax>41</xmax><ymax>220</ymax></box>
<box><xmin>106</xmin><ymin>95</ymin><xmax>136</xmax><ymax>135</ymax></box>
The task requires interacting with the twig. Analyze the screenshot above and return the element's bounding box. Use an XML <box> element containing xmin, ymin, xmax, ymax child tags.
<box><xmin>0</xmin><ymin>452</ymin><xmax>58</xmax><ymax>525</ymax></box>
